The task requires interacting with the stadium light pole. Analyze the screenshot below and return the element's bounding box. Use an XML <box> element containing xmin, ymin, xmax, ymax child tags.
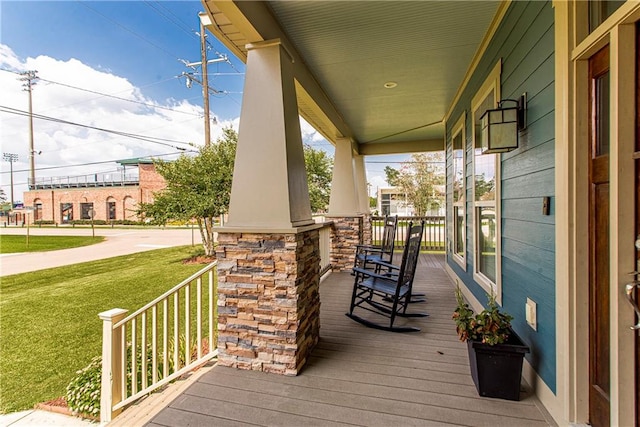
<box><xmin>2</xmin><ymin>152</ymin><xmax>18</xmax><ymax>208</ymax></box>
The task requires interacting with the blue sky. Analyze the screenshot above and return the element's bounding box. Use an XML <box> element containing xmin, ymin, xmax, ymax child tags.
<box><xmin>0</xmin><ymin>1</ymin><xmax>397</xmax><ymax>201</ymax></box>
<box><xmin>1</xmin><ymin>1</ymin><xmax>245</xmax><ymax>119</ymax></box>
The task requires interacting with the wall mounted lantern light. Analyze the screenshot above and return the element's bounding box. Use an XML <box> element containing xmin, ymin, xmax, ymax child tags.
<box><xmin>480</xmin><ymin>93</ymin><xmax>527</xmax><ymax>154</ymax></box>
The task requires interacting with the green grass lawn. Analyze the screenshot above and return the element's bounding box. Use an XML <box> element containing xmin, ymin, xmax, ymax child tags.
<box><xmin>0</xmin><ymin>235</ymin><xmax>105</xmax><ymax>254</ymax></box>
<box><xmin>0</xmin><ymin>246</ymin><xmax>207</xmax><ymax>413</ymax></box>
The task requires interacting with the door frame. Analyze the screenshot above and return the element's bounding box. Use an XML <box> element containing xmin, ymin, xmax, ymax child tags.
<box><xmin>554</xmin><ymin>2</ymin><xmax>640</xmax><ymax>426</ymax></box>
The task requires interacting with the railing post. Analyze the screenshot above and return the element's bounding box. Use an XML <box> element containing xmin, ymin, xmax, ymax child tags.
<box><xmin>99</xmin><ymin>308</ymin><xmax>128</xmax><ymax>424</ymax></box>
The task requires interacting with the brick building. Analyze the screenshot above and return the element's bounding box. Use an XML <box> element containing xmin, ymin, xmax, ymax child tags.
<box><xmin>23</xmin><ymin>159</ymin><xmax>165</xmax><ymax>224</ymax></box>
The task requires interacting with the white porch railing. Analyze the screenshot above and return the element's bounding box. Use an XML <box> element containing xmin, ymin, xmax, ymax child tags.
<box><xmin>318</xmin><ymin>221</ymin><xmax>332</xmax><ymax>277</ymax></box>
<box><xmin>99</xmin><ymin>261</ymin><xmax>218</xmax><ymax>423</ymax></box>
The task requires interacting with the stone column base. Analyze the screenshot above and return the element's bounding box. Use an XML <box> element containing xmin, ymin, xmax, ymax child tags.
<box><xmin>326</xmin><ymin>215</ymin><xmax>365</xmax><ymax>272</ymax></box>
<box><xmin>215</xmin><ymin>229</ymin><xmax>320</xmax><ymax>376</ymax></box>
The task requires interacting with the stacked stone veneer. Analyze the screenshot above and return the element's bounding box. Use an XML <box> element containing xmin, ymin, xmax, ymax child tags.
<box><xmin>327</xmin><ymin>216</ymin><xmax>364</xmax><ymax>272</ymax></box>
<box><xmin>361</xmin><ymin>213</ymin><xmax>372</xmax><ymax>247</ymax></box>
<box><xmin>215</xmin><ymin>229</ymin><xmax>321</xmax><ymax>376</ymax></box>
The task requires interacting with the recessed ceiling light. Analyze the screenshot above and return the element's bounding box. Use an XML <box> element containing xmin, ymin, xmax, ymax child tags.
<box><xmin>383</xmin><ymin>81</ymin><xmax>397</xmax><ymax>89</ymax></box>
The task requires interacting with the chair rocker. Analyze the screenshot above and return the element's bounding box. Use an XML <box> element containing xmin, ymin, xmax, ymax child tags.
<box><xmin>346</xmin><ymin>221</ymin><xmax>427</xmax><ymax>333</ymax></box>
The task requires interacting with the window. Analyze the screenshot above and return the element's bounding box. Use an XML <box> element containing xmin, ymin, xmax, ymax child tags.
<box><xmin>471</xmin><ymin>61</ymin><xmax>502</xmax><ymax>296</ymax></box>
<box><xmin>80</xmin><ymin>203</ymin><xmax>94</xmax><ymax>220</ymax></box>
<box><xmin>107</xmin><ymin>201</ymin><xmax>116</xmax><ymax>220</ymax></box>
<box><xmin>61</xmin><ymin>203</ymin><xmax>73</xmax><ymax>223</ymax></box>
<box><xmin>588</xmin><ymin>1</ymin><xmax>625</xmax><ymax>33</ymax></box>
<box><xmin>381</xmin><ymin>193</ymin><xmax>390</xmax><ymax>216</ymax></box>
<box><xmin>34</xmin><ymin>201</ymin><xmax>43</xmax><ymax>221</ymax></box>
<box><xmin>451</xmin><ymin>113</ymin><xmax>466</xmax><ymax>268</ymax></box>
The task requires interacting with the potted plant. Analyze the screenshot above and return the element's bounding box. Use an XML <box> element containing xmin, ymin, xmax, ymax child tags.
<box><xmin>453</xmin><ymin>285</ymin><xmax>530</xmax><ymax>401</ymax></box>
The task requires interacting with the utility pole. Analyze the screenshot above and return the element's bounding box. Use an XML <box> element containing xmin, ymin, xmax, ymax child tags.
<box><xmin>199</xmin><ymin>13</ymin><xmax>211</xmax><ymax>147</ymax></box>
<box><xmin>181</xmin><ymin>13</ymin><xmax>226</xmax><ymax>148</ymax></box>
<box><xmin>2</xmin><ymin>153</ymin><xmax>18</xmax><ymax>208</ymax></box>
<box><xmin>19</xmin><ymin>70</ymin><xmax>38</xmax><ymax>188</ymax></box>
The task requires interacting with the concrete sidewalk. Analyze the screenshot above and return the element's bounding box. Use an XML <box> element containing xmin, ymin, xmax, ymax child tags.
<box><xmin>0</xmin><ymin>410</ymin><xmax>94</xmax><ymax>426</ymax></box>
<box><xmin>0</xmin><ymin>227</ymin><xmax>200</xmax><ymax>276</ymax></box>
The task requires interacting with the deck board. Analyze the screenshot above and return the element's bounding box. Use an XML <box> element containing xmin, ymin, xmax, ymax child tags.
<box><xmin>145</xmin><ymin>254</ymin><xmax>556</xmax><ymax>427</ymax></box>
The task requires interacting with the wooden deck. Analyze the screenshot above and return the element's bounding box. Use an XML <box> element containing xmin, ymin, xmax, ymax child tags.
<box><xmin>143</xmin><ymin>254</ymin><xmax>556</xmax><ymax>427</ymax></box>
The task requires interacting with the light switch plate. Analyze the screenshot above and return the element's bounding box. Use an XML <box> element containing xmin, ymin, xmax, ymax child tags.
<box><xmin>526</xmin><ymin>298</ymin><xmax>537</xmax><ymax>330</ymax></box>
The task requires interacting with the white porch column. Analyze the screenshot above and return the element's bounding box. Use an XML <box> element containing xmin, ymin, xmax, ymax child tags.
<box><xmin>326</xmin><ymin>139</ymin><xmax>367</xmax><ymax>270</ymax></box>
<box><xmin>226</xmin><ymin>39</ymin><xmax>313</xmax><ymax>230</ymax></box>
<box><xmin>328</xmin><ymin>137</ymin><xmax>359</xmax><ymax>216</ymax></box>
<box><xmin>354</xmin><ymin>154</ymin><xmax>372</xmax><ymax>246</ymax></box>
<box><xmin>215</xmin><ymin>39</ymin><xmax>320</xmax><ymax>376</ymax></box>
<box><xmin>354</xmin><ymin>154</ymin><xmax>369</xmax><ymax>214</ymax></box>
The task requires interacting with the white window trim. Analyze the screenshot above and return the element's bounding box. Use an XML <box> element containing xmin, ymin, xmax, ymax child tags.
<box><xmin>470</xmin><ymin>60</ymin><xmax>502</xmax><ymax>302</ymax></box>
<box><xmin>451</xmin><ymin>112</ymin><xmax>466</xmax><ymax>269</ymax></box>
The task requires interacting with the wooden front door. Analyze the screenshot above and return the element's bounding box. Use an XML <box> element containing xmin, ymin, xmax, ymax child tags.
<box><xmin>589</xmin><ymin>44</ymin><xmax>611</xmax><ymax>427</ymax></box>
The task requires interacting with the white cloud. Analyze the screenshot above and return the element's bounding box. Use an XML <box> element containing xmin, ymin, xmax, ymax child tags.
<box><xmin>0</xmin><ymin>44</ymin><xmax>238</xmax><ymax>200</ymax></box>
<box><xmin>0</xmin><ymin>44</ymin><xmax>402</xmax><ymax>204</ymax></box>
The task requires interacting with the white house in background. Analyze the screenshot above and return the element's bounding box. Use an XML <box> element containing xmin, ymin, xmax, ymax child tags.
<box><xmin>377</xmin><ymin>187</ymin><xmax>414</xmax><ymax>216</ymax></box>
<box><xmin>377</xmin><ymin>186</ymin><xmax>446</xmax><ymax>217</ymax></box>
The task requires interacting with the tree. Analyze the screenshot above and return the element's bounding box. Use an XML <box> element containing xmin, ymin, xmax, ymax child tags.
<box><xmin>304</xmin><ymin>144</ymin><xmax>333</xmax><ymax>213</ymax></box>
<box><xmin>394</xmin><ymin>152</ymin><xmax>445</xmax><ymax>216</ymax></box>
<box><xmin>384</xmin><ymin>166</ymin><xmax>400</xmax><ymax>187</ymax></box>
<box><xmin>138</xmin><ymin>127</ymin><xmax>237</xmax><ymax>256</ymax></box>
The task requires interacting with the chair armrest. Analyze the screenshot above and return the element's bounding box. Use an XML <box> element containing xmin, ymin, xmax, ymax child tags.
<box><xmin>355</xmin><ymin>244</ymin><xmax>383</xmax><ymax>253</ymax></box>
<box><xmin>365</xmin><ymin>259</ymin><xmax>399</xmax><ymax>270</ymax></box>
<box><xmin>352</xmin><ymin>267</ymin><xmax>395</xmax><ymax>282</ymax></box>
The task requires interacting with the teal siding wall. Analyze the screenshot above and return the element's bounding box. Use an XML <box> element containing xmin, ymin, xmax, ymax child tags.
<box><xmin>445</xmin><ymin>1</ymin><xmax>556</xmax><ymax>392</ymax></box>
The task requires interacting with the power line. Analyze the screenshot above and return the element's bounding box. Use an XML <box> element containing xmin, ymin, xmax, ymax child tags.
<box><xmin>38</xmin><ymin>77</ymin><xmax>202</xmax><ymax>118</ymax></box>
<box><xmin>143</xmin><ymin>0</ymin><xmax>198</xmax><ymax>41</ymax></box>
<box><xmin>0</xmin><ymin>151</ymin><xmax>187</xmax><ymax>177</ymax></box>
<box><xmin>0</xmin><ymin>105</ymin><xmax>196</xmax><ymax>151</ymax></box>
<box><xmin>0</xmin><ymin>69</ymin><xmax>197</xmax><ymax>119</ymax></box>
<box><xmin>77</xmin><ymin>0</ymin><xmax>184</xmax><ymax>62</ymax></box>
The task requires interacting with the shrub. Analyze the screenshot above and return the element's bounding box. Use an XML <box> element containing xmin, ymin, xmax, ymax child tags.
<box><xmin>66</xmin><ymin>356</ymin><xmax>101</xmax><ymax>419</ymax></box>
<box><xmin>65</xmin><ymin>336</ymin><xmax>207</xmax><ymax>418</ymax></box>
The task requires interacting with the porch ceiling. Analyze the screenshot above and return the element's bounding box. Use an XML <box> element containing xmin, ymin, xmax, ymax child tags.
<box><xmin>202</xmin><ymin>1</ymin><xmax>501</xmax><ymax>154</ymax></box>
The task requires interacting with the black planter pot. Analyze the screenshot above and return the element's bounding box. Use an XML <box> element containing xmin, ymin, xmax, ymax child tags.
<box><xmin>467</xmin><ymin>329</ymin><xmax>530</xmax><ymax>401</ymax></box>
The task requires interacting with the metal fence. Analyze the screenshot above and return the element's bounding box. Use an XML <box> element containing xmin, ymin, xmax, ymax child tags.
<box><xmin>31</xmin><ymin>173</ymin><xmax>139</xmax><ymax>189</ymax></box>
<box><xmin>370</xmin><ymin>216</ymin><xmax>445</xmax><ymax>251</ymax></box>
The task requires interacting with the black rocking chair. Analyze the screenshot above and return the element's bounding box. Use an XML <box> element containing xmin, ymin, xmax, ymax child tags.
<box><xmin>346</xmin><ymin>221</ymin><xmax>427</xmax><ymax>332</ymax></box>
<box><xmin>353</xmin><ymin>215</ymin><xmax>397</xmax><ymax>272</ymax></box>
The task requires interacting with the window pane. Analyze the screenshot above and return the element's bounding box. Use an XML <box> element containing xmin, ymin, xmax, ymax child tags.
<box><xmin>453</xmin><ymin>133</ymin><xmax>464</xmax><ymax>203</ymax></box>
<box><xmin>474</xmin><ymin>91</ymin><xmax>496</xmax><ymax>201</ymax></box>
<box><xmin>80</xmin><ymin>203</ymin><xmax>94</xmax><ymax>220</ymax></box>
<box><xmin>107</xmin><ymin>202</ymin><xmax>116</xmax><ymax>220</ymax></box>
<box><xmin>477</xmin><ymin>207</ymin><xmax>496</xmax><ymax>283</ymax></box>
<box><xmin>595</xmin><ymin>72</ymin><xmax>610</xmax><ymax>156</ymax></box>
<box><xmin>589</xmin><ymin>1</ymin><xmax>625</xmax><ymax>33</ymax></box>
<box><xmin>454</xmin><ymin>206</ymin><xmax>465</xmax><ymax>258</ymax></box>
<box><xmin>61</xmin><ymin>203</ymin><xmax>73</xmax><ymax>223</ymax></box>
<box><xmin>474</xmin><ymin>152</ymin><xmax>496</xmax><ymax>201</ymax></box>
